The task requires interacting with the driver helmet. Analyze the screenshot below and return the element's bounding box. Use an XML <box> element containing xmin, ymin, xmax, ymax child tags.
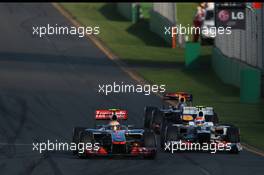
<box><xmin>178</xmin><ymin>99</ymin><xmax>187</xmax><ymax>111</ymax></box>
<box><xmin>109</xmin><ymin>121</ymin><xmax>120</xmax><ymax>131</ymax></box>
<box><xmin>109</xmin><ymin>114</ymin><xmax>120</xmax><ymax>131</ymax></box>
<box><xmin>195</xmin><ymin>111</ymin><xmax>205</xmax><ymax>126</ymax></box>
<box><xmin>180</xmin><ymin>97</ymin><xmax>185</xmax><ymax>103</ymax></box>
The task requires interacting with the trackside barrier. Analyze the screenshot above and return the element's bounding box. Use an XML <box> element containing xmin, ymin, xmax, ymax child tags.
<box><xmin>150</xmin><ymin>3</ymin><xmax>176</xmax><ymax>45</ymax></box>
<box><xmin>116</xmin><ymin>3</ymin><xmax>140</xmax><ymax>23</ymax></box>
<box><xmin>149</xmin><ymin>10</ymin><xmax>173</xmax><ymax>45</ymax></box>
<box><xmin>132</xmin><ymin>3</ymin><xmax>140</xmax><ymax>23</ymax></box>
<box><xmin>262</xmin><ymin>75</ymin><xmax>264</xmax><ymax>97</ymax></box>
<box><xmin>212</xmin><ymin>48</ymin><xmax>261</xmax><ymax>103</ymax></box>
<box><xmin>116</xmin><ymin>3</ymin><xmax>133</xmax><ymax>21</ymax></box>
<box><xmin>240</xmin><ymin>68</ymin><xmax>261</xmax><ymax>103</ymax></box>
<box><xmin>214</xmin><ymin>4</ymin><xmax>264</xmax><ymax>97</ymax></box>
<box><xmin>185</xmin><ymin>42</ymin><xmax>201</xmax><ymax>68</ymax></box>
<box><xmin>213</xmin><ymin>47</ymin><xmax>246</xmax><ymax>87</ymax></box>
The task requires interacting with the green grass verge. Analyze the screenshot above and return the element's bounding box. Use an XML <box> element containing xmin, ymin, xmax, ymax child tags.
<box><xmin>176</xmin><ymin>3</ymin><xmax>198</xmax><ymax>41</ymax></box>
<box><xmin>177</xmin><ymin>3</ymin><xmax>198</xmax><ymax>26</ymax></box>
<box><xmin>61</xmin><ymin>3</ymin><xmax>264</xmax><ymax>150</ymax></box>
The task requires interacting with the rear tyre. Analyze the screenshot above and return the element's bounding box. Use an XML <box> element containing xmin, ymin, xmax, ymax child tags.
<box><xmin>226</xmin><ymin>126</ymin><xmax>240</xmax><ymax>154</ymax></box>
<box><xmin>205</xmin><ymin>113</ymin><xmax>219</xmax><ymax>124</ymax></box>
<box><xmin>144</xmin><ymin>106</ymin><xmax>158</xmax><ymax>129</ymax></box>
<box><xmin>227</xmin><ymin>127</ymin><xmax>240</xmax><ymax>143</ymax></box>
<box><xmin>72</xmin><ymin>127</ymin><xmax>86</xmax><ymax>155</ymax></box>
<box><xmin>213</xmin><ymin>112</ymin><xmax>219</xmax><ymax>124</ymax></box>
<box><xmin>166</xmin><ymin>126</ymin><xmax>179</xmax><ymax>141</ymax></box>
<box><xmin>143</xmin><ymin>131</ymin><xmax>157</xmax><ymax>159</ymax></box>
<box><xmin>164</xmin><ymin>126</ymin><xmax>179</xmax><ymax>152</ymax></box>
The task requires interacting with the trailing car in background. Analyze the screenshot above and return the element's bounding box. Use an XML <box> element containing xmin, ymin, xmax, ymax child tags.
<box><xmin>161</xmin><ymin>106</ymin><xmax>241</xmax><ymax>153</ymax></box>
<box><xmin>144</xmin><ymin>92</ymin><xmax>193</xmax><ymax>134</ymax></box>
<box><xmin>72</xmin><ymin>109</ymin><xmax>157</xmax><ymax>159</ymax></box>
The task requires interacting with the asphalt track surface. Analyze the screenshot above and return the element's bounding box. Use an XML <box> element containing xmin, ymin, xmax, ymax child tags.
<box><xmin>0</xmin><ymin>3</ymin><xmax>263</xmax><ymax>175</ymax></box>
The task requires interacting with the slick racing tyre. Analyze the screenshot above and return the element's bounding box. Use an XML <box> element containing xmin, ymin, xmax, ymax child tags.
<box><xmin>151</xmin><ymin>109</ymin><xmax>163</xmax><ymax>134</ymax></box>
<box><xmin>165</xmin><ymin>126</ymin><xmax>179</xmax><ymax>141</ymax></box>
<box><xmin>72</xmin><ymin>127</ymin><xmax>86</xmax><ymax>155</ymax></box>
<box><xmin>164</xmin><ymin>126</ymin><xmax>179</xmax><ymax>152</ymax></box>
<box><xmin>144</xmin><ymin>106</ymin><xmax>158</xmax><ymax>129</ymax></box>
<box><xmin>205</xmin><ymin>113</ymin><xmax>219</xmax><ymax>124</ymax></box>
<box><xmin>143</xmin><ymin>131</ymin><xmax>157</xmax><ymax>159</ymax></box>
<box><xmin>78</xmin><ymin>131</ymin><xmax>94</xmax><ymax>158</ymax></box>
<box><xmin>226</xmin><ymin>126</ymin><xmax>240</xmax><ymax>154</ymax></box>
<box><xmin>160</xmin><ymin>118</ymin><xmax>172</xmax><ymax>149</ymax></box>
<box><xmin>213</xmin><ymin>112</ymin><xmax>219</xmax><ymax>124</ymax></box>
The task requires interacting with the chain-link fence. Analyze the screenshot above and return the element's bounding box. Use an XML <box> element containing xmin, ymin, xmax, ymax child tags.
<box><xmin>215</xmin><ymin>6</ymin><xmax>263</xmax><ymax>70</ymax></box>
<box><xmin>213</xmin><ymin>5</ymin><xmax>264</xmax><ymax>96</ymax></box>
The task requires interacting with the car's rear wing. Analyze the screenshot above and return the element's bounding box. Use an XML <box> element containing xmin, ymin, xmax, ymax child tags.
<box><xmin>163</xmin><ymin>92</ymin><xmax>193</xmax><ymax>102</ymax></box>
<box><xmin>95</xmin><ymin>109</ymin><xmax>128</xmax><ymax>120</ymax></box>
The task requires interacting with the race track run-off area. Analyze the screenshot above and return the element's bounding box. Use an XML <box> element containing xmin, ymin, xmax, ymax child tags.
<box><xmin>0</xmin><ymin>3</ymin><xmax>263</xmax><ymax>175</ymax></box>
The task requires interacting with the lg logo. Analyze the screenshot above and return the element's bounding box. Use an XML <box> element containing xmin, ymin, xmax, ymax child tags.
<box><xmin>232</xmin><ymin>12</ymin><xmax>244</xmax><ymax>20</ymax></box>
<box><xmin>218</xmin><ymin>10</ymin><xmax>244</xmax><ymax>22</ymax></box>
<box><xmin>218</xmin><ymin>10</ymin><xmax>230</xmax><ymax>22</ymax></box>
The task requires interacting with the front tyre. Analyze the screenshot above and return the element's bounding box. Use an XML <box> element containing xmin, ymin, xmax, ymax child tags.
<box><xmin>78</xmin><ymin>131</ymin><xmax>94</xmax><ymax>158</ymax></box>
<box><xmin>72</xmin><ymin>127</ymin><xmax>86</xmax><ymax>155</ymax></box>
<box><xmin>163</xmin><ymin>126</ymin><xmax>179</xmax><ymax>152</ymax></box>
<box><xmin>143</xmin><ymin>131</ymin><xmax>157</xmax><ymax>159</ymax></box>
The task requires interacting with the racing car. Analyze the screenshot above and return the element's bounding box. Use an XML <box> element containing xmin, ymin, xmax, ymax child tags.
<box><xmin>159</xmin><ymin>105</ymin><xmax>219</xmax><ymax>134</ymax></box>
<box><xmin>72</xmin><ymin>109</ymin><xmax>157</xmax><ymax>159</ymax></box>
<box><xmin>161</xmin><ymin>106</ymin><xmax>242</xmax><ymax>154</ymax></box>
<box><xmin>144</xmin><ymin>92</ymin><xmax>194</xmax><ymax>134</ymax></box>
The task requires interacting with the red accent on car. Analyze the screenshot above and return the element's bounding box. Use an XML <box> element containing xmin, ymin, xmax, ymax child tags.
<box><xmin>97</xmin><ymin>147</ymin><xmax>108</xmax><ymax>155</ymax></box>
<box><xmin>131</xmin><ymin>147</ymin><xmax>140</xmax><ymax>155</ymax></box>
<box><xmin>112</xmin><ymin>141</ymin><xmax>126</xmax><ymax>145</ymax></box>
<box><xmin>95</xmin><ymin>109</ymin><xmax>128</xmax><ymax>120</ymax></box>
<box><xmin>163</xmin><ymin>92</ymin><xmax>192</xmax><ymax>102</ymax></box>
<box><xmin>131</xmin><ymin>147</ymin><xmax>156</xmax><ymax>155</ymax></box>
